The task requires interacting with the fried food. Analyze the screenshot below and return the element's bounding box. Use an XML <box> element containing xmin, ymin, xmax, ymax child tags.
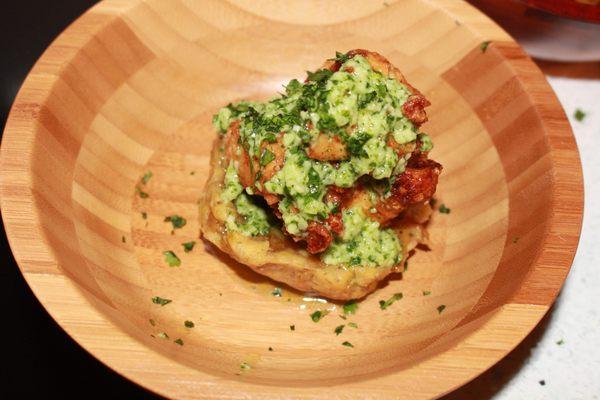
<box><xmin>200</xmin><ymin>50</ymin><xmax>442</xmax><ymax>299</ymax></box>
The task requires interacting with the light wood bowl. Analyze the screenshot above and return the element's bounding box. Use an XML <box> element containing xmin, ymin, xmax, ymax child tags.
<box><xmin>0</xmin><ymin>0</ymin><xmax>583</xmax><ymax>398</ymax></box>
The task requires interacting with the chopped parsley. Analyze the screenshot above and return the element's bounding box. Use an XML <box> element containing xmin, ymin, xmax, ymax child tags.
<box><xmin>437</xmin><ymin>305</ymin><xmax>446</xmax><ymax>314</ymax></box>
<box><xmin>184</xmin><ymin>320</ymin><xmax>195</xmax><ymax>328</ymax></box>
<box><xmin>539</xmin><ymin>379</ymin><xmax>546</xmax><ymax>386</ymax></box>
<box><xmin>310</xmin><ymin>310</ymin><xmax>330</xmax><ymax>322</ymax></box>
<box><xmin>141</xmin><ymin>211</ymin><xmax>147</xmax><ymax>219</ymax></box>
<box><xmin>556</xmin><ymin>339</ymin><xmax>565</xmax><ymax>346</ymax></box>
<box><xmin>343</xmin><ymin>301</ymin><xmax>358</xmax><ymax>315</ymax></box>
<box><xmin>164</xmin><ymin>215</ymin><xmax>187</xmax><ymax>229</ymax></box>
<box><xmin>342</xmin><ymin>341</ymin><xmax>354</xmax><ymax>348</ymax></box>
<box><xmin>152</xmin><ymin>296</ymin><xmax>172</xmax><ymax>306</ymax></box>
<box><xmin>136</xmin><ymin>186</ymin><xmax>149</xmax><ymax>198</ymax></box>
<box><xmin>379</xmin><ymin>293</ymin><xmax>403</xmax><ymax>310</ymax></box>
<box><xmin>346</xmin><ymin>131</ymin><xmax>370</xmax><ymax>157</ymax></box>
<box><xmin>268</xmin><ymin>347</ymin><xmax>273</xmax><ymax>351</ymax></box>
<box><xmin>182</xmin><ymin>241</ymin><xmax>196</xmax><ymax>252</ymax></box>
<box><xmin>163</xmin><ymin>250</ymin><xmax>181</xmax><ymax>267</ymax></box>
<box><xmin>272</xmin><ymin>287</ymin><xmax>282</xmax><ymax>297</ymax></box>
<box><xmin>259</xmin><ymin>148</ymin><xmax>276</xmax><ymax>166</ymax></box>
<box><xmin>240</xmin><ymin>362</ymin><xmax>251</xmax><ymax>371</ymax></box>
<box><xmin>480</xmin><ymin>41</ymin><xmax>491</xmax><ymax>52</ymax></box>
<box><xmin>290</xmin><ymin>325</ymin><xmax>295</xmax><ymax>331</ymax></box>
<box><xmin>422</xmin><ymin>290</ymin><xmax>431</xmax><ymax>296</ymax></box>
<box><xmin>574</xmin><ymin>108</ymin><xmax>586</xmax><ymax>122</ymax></box>
<box><xmin>348</xmin><ymin>322</ymin><xmax>358</xmax><ymax>329</ymax></box>
<box><xmin>329</xmin><ymin>51</ymin><xmax>350</xmax><ymax>64</ymax></box>
<box><xmin>438</xmin><ymin>204</ymin><xmax>451</xmax><ymax>214</ymax></box>
<box><xmin>149</xmin><ymin>319</ymin><xmax>156</xmax><ymax>326</ymax></box>
<box><xmin>141</xmin><ymin>171</ymin><xmax>153</xmax><ymax>184</ymax></box>
<box><xmin>174</xmin><ymin>338</ymin><xmax>184</xmax><ymax>346</ymax></box>
<box><xmin>334</xmin><ymin>325</ymin><xmax>345</xmax><ymax>335</ymax></box>
<box><xmin>404</xmin><ymin>259</ymin><xmax>409</xmax><ymax>272</ymax></box>
<box><xmin>306</xmin><ymin>68</ymin><xmax>333</xmax><ymax>83</ymax></box>
<box><xmin>157</xmin><ymin>332</ymin><xmax>169</xmax><ymax>339</ymax></box>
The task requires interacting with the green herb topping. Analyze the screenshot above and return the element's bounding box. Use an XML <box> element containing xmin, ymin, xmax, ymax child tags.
<box><xmin>343</xmin><ymin>301</ymin><xmax>358</xmax><ymax>315</ymax></box>
<box><xmin>182</xmin><ymin>241</ymin><xmax>196</xmax><ymax>252</ymax></box>
<box><xmin>136</xmin><ymin>186</ymin><xmax>149</xmax><ymax>198</ymax></box>
<box><xmin>164</xmin><ymin>215</ymin><xmax>187</xmax><ymax>229</ymax></box>
<box><xmin>212</xmin><ymin>52</ymin><xmax>436</xmax><ymax>267</ymax></box>
<box><xmin>141</xmin><ymin>171</ymin><xmax>153</xmax><ymax>185</ymax></box>
<box><xmin>163</xmin><ymin>250</ymin><xmax>181</xmax><ymax>267</ymax></box>
<box><xmin>438</xmin><ymin>204</ymin><xmax>451</xmax><ymax>214</ymax></box>
<box><xmin>152</xmin><ymin>296</ymin><xmax>172</xmax><ymax>306</ymax></box>
<box><xmin>310</xmin><ymin>310</ymin><xmax>330</xmax><ymax>322</ymax></box>
<box><xmin>240</xmin><ymin>362</ymin><xmax>251</xmax><ymax>371</ymax></box>
<box><xmin>379</xmin><ymin>292</ymin><xmax>403</xmax><ymax>310</ymax></box>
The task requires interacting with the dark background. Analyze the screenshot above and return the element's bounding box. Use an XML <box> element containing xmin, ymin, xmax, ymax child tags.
<box><xmin>0</xmin><ymin>1</ymin><xmax>159</xmax><ymax>398</ymax></box>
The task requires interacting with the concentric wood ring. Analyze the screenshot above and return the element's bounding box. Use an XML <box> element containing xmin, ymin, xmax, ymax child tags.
<box><xmin>0</xmin><ymin>0</ymin><xmax>582</xmax><ymax>398</ymax></box>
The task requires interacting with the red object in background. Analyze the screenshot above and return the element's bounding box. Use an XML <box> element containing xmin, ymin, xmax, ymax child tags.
<box><xmin>525</xmin><ymin>0</ymin><xmax>600</xmax><ymax>22</ymax></box>
<box><xmin>471</xmin><ymin>0</ymin><xmax>600</xmax><ymax>61</ymax></box>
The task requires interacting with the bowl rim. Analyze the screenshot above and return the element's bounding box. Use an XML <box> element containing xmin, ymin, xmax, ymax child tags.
<box><xmin>0</xmin><ymin>0</ymin><xmax>583</xmax><ymax>398</ymax></box>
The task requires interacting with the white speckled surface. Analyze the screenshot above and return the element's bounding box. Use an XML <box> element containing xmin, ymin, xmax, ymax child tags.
<box><xmin>443</xmin><ymin>77</ymin><xmax>600</xmax><ymax>400</ymax></box>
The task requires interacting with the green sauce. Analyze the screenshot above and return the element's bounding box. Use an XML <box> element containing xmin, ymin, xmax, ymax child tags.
<box><xmin>214</xmin><ymin>54</ymin><xmax>432</xmax><ymax>266</ymax></box>
<box><xmin>322</xmin><ymin>208</ymin><xmax>401</xmax><ymax>268</ymax></box>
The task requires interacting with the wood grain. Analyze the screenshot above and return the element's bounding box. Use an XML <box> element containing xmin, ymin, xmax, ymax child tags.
<box><xmin>0</xmin><ymin>0</ymin><xmax>582</xmax><ymax>399</ymax></box>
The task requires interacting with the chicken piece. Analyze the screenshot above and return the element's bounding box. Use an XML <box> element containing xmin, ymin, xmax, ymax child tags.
<box><xmin>259</xmin><ymin>133</ymin><xmax>286</xmax><ymax>182</ymax></box>
<box><xmin>324</xmin><ymin>185</ymin><xmax>353</xmax><ymax>206</ymax></box>
<box><xmin>325</xmin><ymin>213</ymin><xmax>344</xmax><ymax>236</ymax></box>
<box><xmin>307</xmin><ymin>133</ymin><xmax>348</xmax><ymax>161</ymax></box>
<box><xmin>374</xmin><ymin>158</ymin><xmax>442</xmax><ymax>225</ymax></box>
<box><xmin>224</xmin><ymin>120</ymin><xmax>254</xmax><ymax>187</ymax></box>
<box><xmin>402</xmin><ymin>94</ymin><xmax>430</xmax><ymax>126</ymax></box>
<box><xmin>387</xmin><ymin>135</ymin><xmax>417</xmax><ymax>157</ymax></box>
<box><xmin>254</xmin><ymin>133</ymin><xmax>285</xmax><ymax>206</ymax></box>
<box><xmin>306</xmin><ymin>221</ymin><xmax>333</xmax><ymax>254</ymax></box>
<box><xmin>225</xmin><ymin>122</ymin><xmax>286</xmax><ymax>194</ymax></box>
<box><xmin>343</xmin><ymin>186</ymin><xmax>375</xmax><ymax>215</ymax></box>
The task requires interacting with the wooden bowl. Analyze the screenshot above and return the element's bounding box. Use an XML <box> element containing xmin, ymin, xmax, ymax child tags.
<box><xmin>0</xmin><ymin>0</ymin><xmax>583</xmax><ymax>398</ymax></box>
